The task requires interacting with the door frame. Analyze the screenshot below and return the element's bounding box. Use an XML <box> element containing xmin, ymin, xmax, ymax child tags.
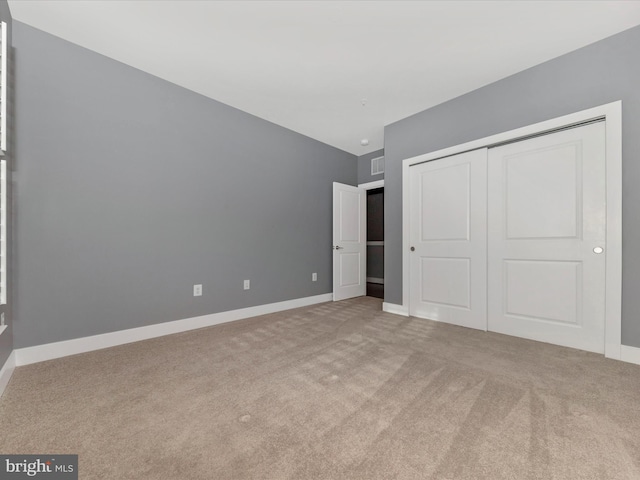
<box><xmin>401</xmin><ymin>101</ymin><xmax>622</xmax><ymax>360</ymax></box>
<box><xmin>331</xmin><ymin>179</ymin><xmax>385</xmax><ymax>301</ymax></box>
<box><xmin>358</xmin><ymin>179</ymin><xmax>384</xmax><ymax>190</ymax></box>
<box><xmin>332</xmin><ymin>182</ymin><xmax>367</xmax><ymax>301</ymax></box>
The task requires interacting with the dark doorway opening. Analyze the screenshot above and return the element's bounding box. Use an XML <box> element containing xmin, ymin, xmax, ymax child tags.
<box><xmin>366</xmin><ymin>187</ymin><xmax>384</xmax><ymax>299</ymax></box>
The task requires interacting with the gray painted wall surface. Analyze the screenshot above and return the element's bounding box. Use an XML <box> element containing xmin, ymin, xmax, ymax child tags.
<box><xmin>357</xmin><ymin>149</ymin><xmax>384</xmax><ymax>185</ymax></box>
<box><xmin>384</xmin><ymin>25</ymin><xmax>640</xmax><ymax>348</ymax></box>
<box><xmin>0</xmin><ymin>0</ymin><xmax>12</xmax><ymax>368</ymax></box>
<box><xmin>13</xmin><ymin>23</ymin><xmax>356</xmax><ymax>348</ymax></box>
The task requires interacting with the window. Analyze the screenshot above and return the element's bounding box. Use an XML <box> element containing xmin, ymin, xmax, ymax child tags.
<box><xmin>0</xmin><ymin>21</ymin><xmax>6</xmax><ymax>154</ymax></box>
<box><xmin>0</xmin><ymin>21</ymin><xmax>7</xmax><ymax>335</ymax></box>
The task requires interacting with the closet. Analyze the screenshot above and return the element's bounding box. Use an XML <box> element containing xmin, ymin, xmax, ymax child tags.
<box><xmin>408</xmin><ymin>121</ymin><xmax>606</xmax><ymax>353</ymax></box>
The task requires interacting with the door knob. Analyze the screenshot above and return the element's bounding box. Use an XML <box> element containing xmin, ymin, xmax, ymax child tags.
<box><xmin>410</xmin><ymin>246</ymin><xmax>415</xmax><ymax>252</ymax></box>
<box><xmin>593</xmin><ymin>246</ymin><xmax>604</xmax><ymax>254</ymax></box>
<box><xmin>334</xmin><ymin>246</ymin><xmax>344</xmax><ymax>250</ymax></box>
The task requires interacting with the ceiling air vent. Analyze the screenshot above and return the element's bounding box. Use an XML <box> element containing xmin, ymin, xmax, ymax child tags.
<box><xmin>371</xmin><ymin>156</ymin><xmax>384</xmax><ymax>176</ymax></box>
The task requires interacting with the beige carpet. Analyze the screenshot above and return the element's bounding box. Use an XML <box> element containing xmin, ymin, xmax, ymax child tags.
<box><xmin>1</xmin><ymin>297</ymin><xmax>639</xmax><ymax>479</ymax></box>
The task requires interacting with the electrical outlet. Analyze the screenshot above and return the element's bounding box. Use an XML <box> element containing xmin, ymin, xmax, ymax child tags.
<box><xmin>193</xmin><ymin>284</ymin><xmax>202</xmax><ymax>296</ymax></box>
<box><xmin>312</xmin><ymin>273</ymin><xmax>317</xmax><ymax>282</ymax></box>
<box><xmin>243</xmin><ymin>279</ymin><xmax>250</xmax><ymax>290</ymax></box>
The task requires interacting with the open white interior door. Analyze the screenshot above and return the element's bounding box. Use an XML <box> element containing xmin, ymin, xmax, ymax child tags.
<box><xmin>333</xmin><ymin>182</ymin><xmax>366</xmax><ymax>301</ymax></box>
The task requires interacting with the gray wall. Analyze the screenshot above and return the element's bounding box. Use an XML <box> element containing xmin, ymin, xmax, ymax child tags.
<box><xmin>0</xmin><ymin>0</ymin><xmax>12</xmax><ymax>368</ymax></box>
<box><xmin>13</xmin><ymin>23</ymin><xmax>356</xmax><ymax>348</ymax></box>
<box><xmin>384</xmin><ymin>25</ymin><xmax>640</xmax><ymax>348</ymax></box>
<box><xmin>357</xmin><ymin>149</ymin><xmax>384</xmax><ymax>185</ymax></box>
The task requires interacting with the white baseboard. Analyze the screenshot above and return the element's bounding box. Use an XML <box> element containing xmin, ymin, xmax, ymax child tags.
<box><xmin>11</xmin><ymin>292</ymin><xmax>639</xmax><ymax>370</ymax></box>
<box><xmin>621</xmin><ymin>345</ymin><xmax>640</xmax><ymax>366</ymax></box>
<box><xmin>14</xmin><ymin>293</ymin><xmax>332</xmax><ymax>367</ymax></box>
<box><xmin>0</xmin><ymin>350</ymin><xmax>15</xmax><ymax>398</ymax></box>
<box><xmin>382</xmin><ymin>302</ymin><xmax>409</xmax><ymax>317</ymax></box>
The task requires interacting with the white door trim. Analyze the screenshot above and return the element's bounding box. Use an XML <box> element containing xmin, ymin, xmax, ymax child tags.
<box><xmin>402</xmin><ymin>101</ymin><xmax>622</xmax><ymax>360</ymax></box>
<box><xmin>358</xmin><ymin>179</ymin><xmax>384</xmax><ymax>190</ymax></box>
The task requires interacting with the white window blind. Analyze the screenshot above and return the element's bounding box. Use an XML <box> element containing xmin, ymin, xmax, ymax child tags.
<box><xmin>0</xmin><ymin>21</ymin><xmax>6</xmax><ymax>154</ymax></box>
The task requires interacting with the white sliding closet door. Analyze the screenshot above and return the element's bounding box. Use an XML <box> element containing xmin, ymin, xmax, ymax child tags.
<box><xmin>487</xmin><ymin>122</ymin><xmax>606</xmax><ymax>353</ymax></box>
<box><xmin>409</xmin><ymin>149</ymin><xmax>487</xmax><ymax>330</ymax></box>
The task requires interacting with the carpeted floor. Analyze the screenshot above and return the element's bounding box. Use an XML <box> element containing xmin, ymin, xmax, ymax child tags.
<box><xmin>1</xmin><ymin>297</ymin><xmax>639</xmax><ymax>479</ymax></box>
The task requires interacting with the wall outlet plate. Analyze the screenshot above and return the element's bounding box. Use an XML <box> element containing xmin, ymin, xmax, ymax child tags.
<box><xmin>312</xmin><ymin>273</ymin><xmax>317</xmax><ymax>281</ymax></box>
<box><xmin>193</xmin><ymin>284</ymin><xmax>202</xmax><ymax>296</ymax></box>
<box><xmin>243</xmin><ymin>280</ymin><xmax>250</xmax><ymax>290</ymax></box>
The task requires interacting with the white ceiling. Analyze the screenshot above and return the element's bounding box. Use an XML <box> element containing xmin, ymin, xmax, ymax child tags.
<box><xmin>8</xmin><ymin>1</ymin><xmax>640</xmax><ymax>155</ymax></box>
